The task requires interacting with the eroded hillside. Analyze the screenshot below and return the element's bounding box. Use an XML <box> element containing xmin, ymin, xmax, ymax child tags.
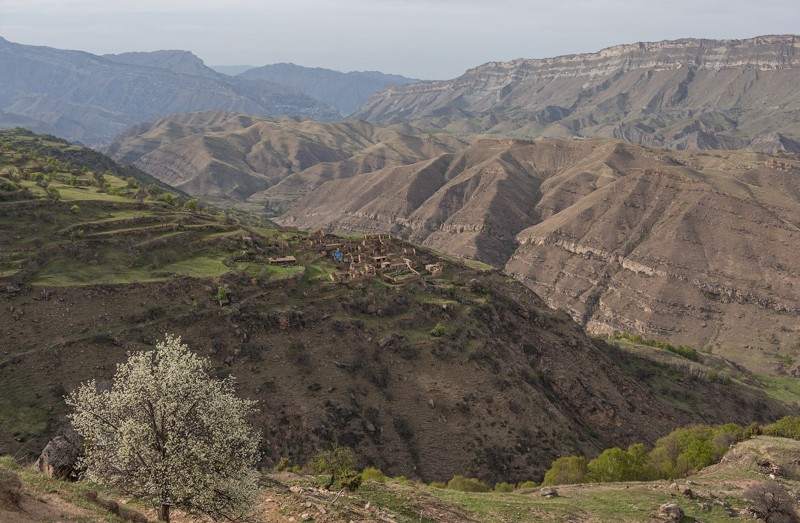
<box><xmin>1</xmin><ymin>130</ymin><xmax>791</xmax><ymax>484</ymax></box>
<box><xmin>106</xmin><ymin>112</ymin><xmax>800</xmax><ymax>374</ymax></box>
<box><xmin>276</xmin><ymin>138</ymin><xmax>800</xmax><ymax>373</ymax></box>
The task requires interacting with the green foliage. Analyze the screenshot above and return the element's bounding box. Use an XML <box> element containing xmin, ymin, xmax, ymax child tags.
<box><xmin>517</xmin><ymin>480</ymin><xmax>539</xmax><ymax>489</ymax></box>
<box><xmin>273</xmin><ymin>456</ymin><xmax>299</xmax><ymax>473</ymax></box>
<box><xmin>649</xmin><ymin>424</ymin><xmax>745</xmax><ymax>479</ymax></box>
<box><xmin>544</xmin><ymin>424</ymin><xmax>749</xmax><ymax>486</ymax></box>
<box><xmin>446</xmin><ymin>475</ymin><xmax>491</xmax><ymax>492</ymax></box>
<box><xmin>46</xmin><ymin>186</ymin><xmax>60</xmax><ymax>202</ymax></box>
<box><xmin>70</xmin><ymin>204</ymin><xmax>81</xmax><ymax>214</ymax></box>
<box><xmin>157</xmin><ymin>193</ymin><xmax>174</xmax><ymax>206</ymax></box>
<box><xmin>430</xmin><ymin>481</ymin><xmax>447</xmax><ymax>489</ymax></box>
<box><xmin>183</xmin><ymin>199</ymin><xmax>198</xmax><ymax>211</ymax></box>
<box><xmin>361</xmin><ymin>466</ymin><xmax>387</xmax><ymax>483</ymax></box>
<box><xmin>587</xmin><ymin>444</ymin><xmax>653</xmax><ymax>483</ymax></box>
<box><xmin>308</xmin><ymin>446</ymin><xmax>359</xmax><ymax>490</ymax></box>
<box><xmin>542</xmin><ymin>456</ymin><xmax>588</xmax><ymax>486</ymax></box>
<box><xmin>493</xmin><ymin>482</ymin><xmax>515</xmax><ymax>493</ymax></box>
<box><xmin>430</xmin><ymin>323</ymin><xmax>457</xmax><ymax>338</ymax></box>
<box><xmin>215</xmin><ymin>285</ymin><xmax>229</xmax><ymax>303</ymax></box>
<box><xmin>610</xmin><ymin>332</ymin><xmax>699</xmax><ymax>361</ymax></box>
<box><xmin>763</xmin><ymin>416</ymin><xmax>800</xmax><ymax>440</ymax></box>
<box><xmin>339</xmin><ymin>470</ymin><xmax>363</xmax><ymax>492</ymax></box>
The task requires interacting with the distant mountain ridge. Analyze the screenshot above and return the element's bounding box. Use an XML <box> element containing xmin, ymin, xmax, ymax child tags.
<box><xmin>239</xmin><ymin>63</ymin><xmax>420</xmax><ymax>116</ymax></box>
<box><xmin>104</xmin><ymin>49</ymin><xmax>222</xmax><ymax>78</ymax></box>
<box><xmin>354</xmin><ymin>35</ymin><xmax>800</xmax><ymax>151</ymax></box>
<box><xmin>0</xmin><ymin>37</ymin><xmax>340</xmax><ymax>144</ymax></box>
<box><xmin>210</xmin><ymin>64</ymin><xmax>255</xmax><ymax>76</ymax></box>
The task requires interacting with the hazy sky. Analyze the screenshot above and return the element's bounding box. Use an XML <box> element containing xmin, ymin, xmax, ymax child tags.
<box><xmin>1</xmin><ymin>0</ymin><xmax>798</xmax><ymax>79</ymax></box>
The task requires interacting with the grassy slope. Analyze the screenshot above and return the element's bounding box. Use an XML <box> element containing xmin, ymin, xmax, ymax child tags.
<box><xmin>4</xmin><ymin>436</ymin><xmax>798</xmax><ymax>522</ymax></box>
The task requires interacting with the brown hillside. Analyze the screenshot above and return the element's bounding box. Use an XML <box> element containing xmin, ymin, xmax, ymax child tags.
<box><xmin>104</xmin><ymin>112</ymin><xmax>465</xmax><ymax>210</ymax></box>
<box><xmin>278</xmin><ymin>138</ymin><xmax>800</xmax><ymax>373</ymax></box>
<box><xmin>0</xmin><ymin>197</ymin><xmax>790</xmax><ymax>485</ymax></box>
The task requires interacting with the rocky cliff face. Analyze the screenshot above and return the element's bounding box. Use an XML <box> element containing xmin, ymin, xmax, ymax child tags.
<box><xmin>355</xmin><ymin>35</ymin><xmax>800</xmax><ymax>151</ymax></box>
<box><xmin>104</xmin><ymin>50</ymin><xmax>222</xmax><ymax>78</ymax></box>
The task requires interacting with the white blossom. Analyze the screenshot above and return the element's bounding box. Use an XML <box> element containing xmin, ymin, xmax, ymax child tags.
<box><xmin>67</xmin><ymin>334</ymin><xmax>261</xmax><ymax>522</ymax></box>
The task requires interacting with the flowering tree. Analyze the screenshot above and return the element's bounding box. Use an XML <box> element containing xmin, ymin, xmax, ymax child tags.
<box><xmin>67</xmin><ymin>334</ymin><xmax>260</xmax><ymax>522</ymax></box>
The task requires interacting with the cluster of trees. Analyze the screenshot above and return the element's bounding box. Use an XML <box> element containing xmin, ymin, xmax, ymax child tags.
<box><xmin>542</xmin><ymin>418</ymin><xmax>800</xmax><ymax>486</ymax></box>
<box><xmin>543</xmin><ymin>424</ymin><xmax>753</xmax><ymax>485</ymax></box>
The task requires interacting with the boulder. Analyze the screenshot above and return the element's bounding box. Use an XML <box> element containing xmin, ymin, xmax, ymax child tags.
<box><xmin>36</xmin><ymin>425</ymin><xmax>83</xmax><ymax>480</ymax></box>
<box><xmin>540</xmin><ymin>486</ymin><xmax>559</xmax><ymax>498</ymax></box>
<box><xmin>658</xmin><ymin>502</ymin><xmax>684</xmax><ymax>521</ymax></box>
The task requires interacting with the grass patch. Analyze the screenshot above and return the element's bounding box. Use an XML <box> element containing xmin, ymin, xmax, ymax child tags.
<box><xmin>757</xmin><ymin>375</ymin><xmax>800</xmax><ymax>405</ymax></box>
<box><xmin>352</xmin><ymin>482</ymin><xmax>436</xmax><ymax>523</ymax></box>
<box><xmin>50</xmin><ymin>185</ymin><xmax>132</xmax><ymax>203</ymax></box>
<box><xmin>32</xmin><ymin>258</ymin><xmax>164</xmax><ymax>286</ymax></box>
<box><xmin>160</xmin><ymin>256</ymin><xmax>230</xmax><ymax>278</ymax></box>
<box><xmin>0</xmin><ymin>400</ymin><xmax>48</xmax><ymax>441</ymax></box>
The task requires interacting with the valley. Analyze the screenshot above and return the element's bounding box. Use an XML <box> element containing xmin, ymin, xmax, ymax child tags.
<box><xmin>1</xmin><ymin>130</ymin><xmax>794</xmax><ymax>487</ymax></box>
<box><xmin>105</xmin><ymin>112</ymin><xmax>800</xmax><ymax>374</ymax></box>
<box><xmin>2</xmin><ymin>24</ymin><xmax>800</xmax><ymax>521</ymax></box>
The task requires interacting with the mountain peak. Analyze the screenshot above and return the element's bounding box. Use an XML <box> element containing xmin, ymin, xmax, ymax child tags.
<box><xmin>104</xmin><ymin>49</ymin><xmax>218</xmax><ymax>78</ymax></box>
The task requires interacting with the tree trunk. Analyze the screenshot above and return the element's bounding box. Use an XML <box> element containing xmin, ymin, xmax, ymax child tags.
<box><xmin>158</xmin><ymin>503</ymin><xmax>170</xmax><ymax>522</ymax></box>
<box><xmin>325</xmin><ymin>473</ymin><xmax>335</xmax><ymax>490</ymax></box>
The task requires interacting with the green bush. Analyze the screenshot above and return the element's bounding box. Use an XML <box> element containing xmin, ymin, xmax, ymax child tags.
<box><xmin>157</xmin><ymin>193</ymin><xmax>174</xmax><ymax>206</ymax></box>
<box><xmin>361</xmin><ymin>466</ymin><xmax>386</xmax><ymax>483</ymax></box>
<box><xmin>430</xmin><ymin>481</ymin><xmax>447</xmax><ymax>489</ymax></box>
<box><xmin>339</xmin><ymin>470</ymin><xmax>362</xmax><ymax>491</ymax></box>
<box><xmin>273</xmin><ymin>456</ymin><xmax>298</xmax><ymax>472</ymax></box>
<box><xmin>763</xmin><ymin>416</ymin><xmax>800</xmax><ymax>440</ymax></box>
<box><xmin>542</xmin><ymin>456</ymin><xmax>588</xmax><ymax>486</ymax></box>
<box><xmin>587</xmin><ymin>443</ymin><xmax>652</xmax><ymax>483</ymax></box>
<box><xmin>516</xmin><ymin>480</ymin><xmax>538</xmax><ymax>490</ymax></box>
<box><xmin>308</xmin><ymin>446</ymin><xmax>359</xmax><ymax>490</ymax></box>
<box><xmin>430</xmin><ymin>323</ymin><xmax>457</xmax><ymax>338</ymax></box>
<box><xmin>648</xmin><ymin>424</ymin><xmax>745</xmax><ymax>479</ymax></box>
<box><xmin>493</xmin><ymin>482</ymin><xmax>514</xmax><ymax>493</ymax></box>
<box><xmin>447</xmin><ymin>475</ymin><xmax>490</xmax><ymax>492</ymax></box>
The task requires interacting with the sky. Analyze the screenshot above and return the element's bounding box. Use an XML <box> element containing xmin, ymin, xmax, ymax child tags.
<box><xmin>1</xmin><ymin>0</ymin><xmax>798</xmax><ymax>80</ymax></box>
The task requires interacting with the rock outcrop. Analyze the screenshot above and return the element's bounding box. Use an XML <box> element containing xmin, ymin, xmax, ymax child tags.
<box><xmin>36</xmin><ymin>425</ymin><xmax>83</xmax><ymax>480</ymax></box>
<box><xmin>355</xmin><ymin>35</ymin><xmax>800</xmax><ymax>150</ymax></box>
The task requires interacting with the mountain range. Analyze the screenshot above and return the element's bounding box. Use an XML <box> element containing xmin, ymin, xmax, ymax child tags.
<box><xmin>355</xmin><ymin>35</ymin><xmax>800</xmax><ymax>151</ymax></box>
<box><xmin>238</xmin><ymin>63</ymin><xmax>419</xmax><ymax>116</ymax></box>
<box><xmin>0</xmin><ymin>38</ymin><xmax>340</xmax><ymax>144</ymax></box>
